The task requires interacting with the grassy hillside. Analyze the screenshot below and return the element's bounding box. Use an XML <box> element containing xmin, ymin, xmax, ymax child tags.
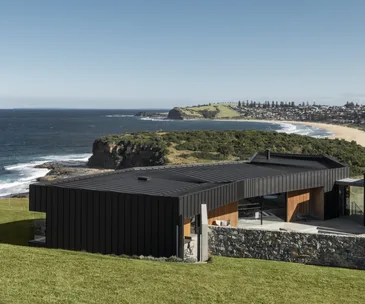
<box><xmin>0</xmin><ymin>198</ymin><xmax>44</xmax><ymax>246</ymax></box>
<box><xmin>1</xmin><ymin>199</ymin><xmax>365</xmax><ymax>304</ymax></box>
<box><xmin>175</xmin><ymin>103</ymin><xmax>241</xmax><ymax>119</ymax></box>
<box><xmin>100</xmin><ymin>130</ymin><xmax>365</xmax><ymax>176</ymax></box>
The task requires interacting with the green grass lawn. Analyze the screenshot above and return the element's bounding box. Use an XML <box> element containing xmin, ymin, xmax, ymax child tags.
<box><xmin>1</xmin><ymin>199</ymin><xmax>365</xmax><ymax>304</ymax></box>
<box><xmin>0</xmin><ymin>198</ymin><xmax>44</xmax><ymax>245</ymax></box>
<box><xmin>183</xmin><ymin>104</ymin><xmax>240</xmax><ymax>118</ymax></box>
<box><xmin>215</xmin><ymin>104</ymin><xmax>241</xmax><ymax>118</ymax></box>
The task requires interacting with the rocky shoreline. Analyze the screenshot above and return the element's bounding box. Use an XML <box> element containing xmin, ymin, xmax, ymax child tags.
<box><xmin>6</xmin><ymin>161</ymin><xmax>111</xmax><ymax>198</ymax></box>
<box><xmin>34</xmin><ymin>161</ymin><xmax>112</xmax><ymax>182</ymax></box>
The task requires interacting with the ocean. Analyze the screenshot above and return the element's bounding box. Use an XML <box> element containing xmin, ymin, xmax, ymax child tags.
<box><xmin>0</xmin><ymin>109</ymin><xmax>332</xmax><ymax>197</ymax></box>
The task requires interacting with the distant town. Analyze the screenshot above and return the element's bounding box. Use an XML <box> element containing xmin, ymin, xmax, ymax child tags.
<box><xmin>231</xmin><ymin>101</ymin><xmax>365</xmax><ymax>126</ymax></box>
<box><xmin>167</xmin><ymin>101</ymin><xmax>365</xmax><ymax>129</ymax></box>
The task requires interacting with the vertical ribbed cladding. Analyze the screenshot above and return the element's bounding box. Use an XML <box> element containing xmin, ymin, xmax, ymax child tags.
<box><xmin>137</xmin><ymin>194</ymin><xmax>146</xmax><ymax>255</ymax></box>
<box><xmin>63</xmin><ymin>188</ymin><xmax>70</xmax><ymax>250</ymax></box>
<box><xmin>45</xmin><ymin>186</ymin><xmax>53</xmax><ymax>247</ymax></box>
<box><xmin>105</xmin><ymin>192</ymin><xmax>112</xmax><ymax>254</ymax></box>
<box><xmin>74</xmin><ymin>189</ymin><xmax>82</xmax><ymax>251</ymax></box>
<box><xmin>179</xmin><ymin>182</ymin><xmax>238</xmax><ymax>219</ymax></box>
<box><xmin>29</xmin><ymin>184</ymin><xmax>48</xmax><ymax>212</ymax></box>
<box><xmin>116</xmin><ymin>193</ymin><xmax>124</xmax><ymax>255</ymax></box>
<box><xmin>29</xmin><ymin>184</ymin><xmax>36</xmax><ymax>211</ymax></box>
<box><xmin>69</xmin><ymin>188</ymin><xmax>76</xmax><ymax>250</ymax></box>
<box><xmin>93</xmin><ymin>191</ymin><xmax>100</xmax><ymax>253</ymax></box>
<box><xmin>44</xmin><ymin>187</ymin><xmax>179</xmax><ymax>257</ymax></box>
<box><xmin>111</xmin><ymin>192</ymin><xmax>118</xmax><ymax>254</ymax></box>
<box><xmin>235</xmin><ymin>167</ymin><xmax>349</xmax><ymax>200</ymax></box>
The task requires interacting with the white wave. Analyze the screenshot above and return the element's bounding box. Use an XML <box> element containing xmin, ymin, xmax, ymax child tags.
<box><xmin>139</xmin><ymin>117</ymin><xmax>171</xmax><ymax>122</ymax></box>
<box><xmin>276</xmin><ymin>123</ymin><xmax>298</xmax><ymax>134</ymax></box>
<box><xmin>275</xmin><ymin>123</ymin><xmax>332</xmax><ymax>138</ymax></box>
<box><xmin>0</xmin><ymin>153</ymin><xmax>91</xmax><ymax>197</ymax></box>
<box><xmin>37</xmin><ymin>153</ymin><xmax>91</xmax><ymax>163</ymax></box>
<box><xmin>105</xmin><ymin>114</ymin><xmax>135</xmax><ymax>118</ymax></box>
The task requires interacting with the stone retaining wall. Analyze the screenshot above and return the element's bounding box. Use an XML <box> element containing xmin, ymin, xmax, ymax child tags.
<box><xmin>209</xmin><ymin>226</ymin><xmax>365</xmax><ymax>270</ymax></box>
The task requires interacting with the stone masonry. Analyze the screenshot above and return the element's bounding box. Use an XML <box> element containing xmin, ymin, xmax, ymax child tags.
<box><xmin>209</xmin><ymin>226</ymin><xmax>365</xmax><ymax>270</ymax></box>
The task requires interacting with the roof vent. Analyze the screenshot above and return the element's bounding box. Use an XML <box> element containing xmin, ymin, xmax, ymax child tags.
<box><xmin>265</xmin><ymin>149</ymin><xmax>271</xmax><ymax>160</ymax></box>
<box><xmin>138</xmin><ymin>176</ymin><xmax>151</xmax><ymax>181</ymax></box>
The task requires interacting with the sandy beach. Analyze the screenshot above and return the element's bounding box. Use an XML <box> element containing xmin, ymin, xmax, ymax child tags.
<box><xmin>216</xmin><ymin>119</ymin><xmax>365</xmax><ymax>148</ymax></box>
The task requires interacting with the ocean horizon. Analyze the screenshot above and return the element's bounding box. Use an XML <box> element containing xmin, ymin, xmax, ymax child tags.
<box><xmin>0</xmin><ymin>109</ymin><xmax>333</xmax><ymax>197</ymax></box>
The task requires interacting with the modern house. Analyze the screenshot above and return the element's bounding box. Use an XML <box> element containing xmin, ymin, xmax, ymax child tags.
<box><xmin>29</xmin><ymin>151</ymin><xmax>350</xmax><ymax>259</ymax></box>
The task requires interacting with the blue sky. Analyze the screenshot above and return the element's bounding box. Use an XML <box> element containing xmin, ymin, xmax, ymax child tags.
<box><xmin>0</xmin><ymin>0</ymin><xmax>364</xmax><ymax>108</ymax></box>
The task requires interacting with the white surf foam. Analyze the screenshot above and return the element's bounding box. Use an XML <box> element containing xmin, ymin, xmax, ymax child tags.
<box><xmin>276</xmin><ymin>123</ymin><xmax>332</xmax><ymax>138</ymax></box>
<box><xmin>276</xmin><ymin>123</ymin><xmax>298</xmax><ymax>134</ymax></box>
<box><xmin>0</xmin><ymin>153</ymin><xmax>92</xmax><ymax>197</ymax></box>
<box><xmin>139</xmin><ymin>117</ymin><xmax>172</xmax><ymax>122</ymax></box>
<box><xmin>105</xmin><ymin>114</ymin><xmax>135</xmax><ymax>118</ymax></box>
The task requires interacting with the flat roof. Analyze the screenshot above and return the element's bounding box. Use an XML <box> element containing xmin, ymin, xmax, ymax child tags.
<box><xmin>38</xmin><ymin>152</ymin><xmax>347</xmax><ymax>197</ymax></box>
<box><xmin>336</xmin><ymin>178</ymin><xmax>364</xmax><ymax>187</ymax></box>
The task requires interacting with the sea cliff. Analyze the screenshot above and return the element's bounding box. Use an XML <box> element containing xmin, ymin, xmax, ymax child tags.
<box><xmin>87</xmin><ymin>133</ymin><xmax>167</xmax><ymax>169</ymax></box>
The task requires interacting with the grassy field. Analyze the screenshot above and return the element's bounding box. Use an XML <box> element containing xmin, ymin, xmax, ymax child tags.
<box><xmin>1</xmin><ymin>199</ymin><xmax>365</xmax><ymax>304</ymax></box>
<box><xmin>0</xmin><ymin>198</ymin><xmax>44</xmax><ymax>246</ymax></box>
<box><xmin>182</xmin><ymin>104</ymin><xmax>241</xmax><ymax>118</ymax></box>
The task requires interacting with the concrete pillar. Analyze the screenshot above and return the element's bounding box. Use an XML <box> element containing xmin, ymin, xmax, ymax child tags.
<box><xmin>200</xmin><ymin>204</ymin><xmax>209</xmax><ymax>262</ymax></box>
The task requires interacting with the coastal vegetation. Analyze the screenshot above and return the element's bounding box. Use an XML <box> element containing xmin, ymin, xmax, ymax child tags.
<box><xmin>90</xmin><ymin>130</ymin><xmax>365</xmax><ymax>176</ymax></box>
<box><xmin>1</xmin><ymin>198</ymin><xmax>365</xmax><ymax>303</ymax></box>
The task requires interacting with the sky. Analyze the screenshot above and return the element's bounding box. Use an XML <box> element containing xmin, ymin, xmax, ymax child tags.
<box><xmin>0</xmin><ymin>0</ymin><xmax>364</xmax><ymax>109</ymax></box>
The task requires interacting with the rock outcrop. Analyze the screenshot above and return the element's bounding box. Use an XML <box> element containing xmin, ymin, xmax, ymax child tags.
<box><xmin>35</xmin><ymin>162</ymin><xmax>111</xmax><ymax>181</ymax></box>
<box><xmin>135</xmin><ymin>111</ymin><xmax>167</xmax><ymax>118</ymax></box>
<box><xmin>87</xmin><ymin>134</ymin><xmax>168</xmax><ymax>170</ymax></box>
<box><xmin>87</xmin><ymin>140</ymin><xmax>122</xmax><ymax>169</ymax></box>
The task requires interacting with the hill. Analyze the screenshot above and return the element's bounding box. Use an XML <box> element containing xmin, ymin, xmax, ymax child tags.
<box><xmin>1</xmin><ymin>199</ymin><xmax>365</xmax><ymax>304</ymax></box>
<box><xmin>167</xmin><ymin>103</ymin><xmax>240</xmax><ymax>119</ymax></box>
<box><xmin>87</xmin><ymin>130</ymin><xmax>365</xmax><ymax>176</ymax></box>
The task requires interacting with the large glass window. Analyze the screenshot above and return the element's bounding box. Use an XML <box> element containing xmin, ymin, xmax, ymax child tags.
<box><xmin>349</xmin><ymin>186</ymin><xmax>364</xmax><ymax>215</ymax></box>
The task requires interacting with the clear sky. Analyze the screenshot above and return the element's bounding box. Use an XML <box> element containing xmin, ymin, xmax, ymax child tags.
<box><xmin>0</xmin><ymin>0</ymin><xmax>364</xmax><ymax>109</ymax></box>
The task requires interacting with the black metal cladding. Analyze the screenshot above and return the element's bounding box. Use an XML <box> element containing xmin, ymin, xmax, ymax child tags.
<box><xmin>178</xmin><ymin>167</ymin><xmax>349</xmax><ymax>218</ymax></box>
<box><xmin>237</xmin><ymin>167</ymin><xmax>349</xmax><ymax>199</ymax></box>
<box><xmin>42</xmin><ymin>186</ymin><xmax>179</xmax><ymax>257</ymax></box>
<box><xmin>29</xmin><ymin>152</ymin><xmax>350</xmax><ymax>258</ymax></box>
<box><xmin>179</xmin><ymin>182</ymin><xmax>238</xmax><ymax>218</ymax></box>
<box><xmin>29</xmin><ymin>184</ymin><xmax>47</xmax><ymax>212</ymax></box>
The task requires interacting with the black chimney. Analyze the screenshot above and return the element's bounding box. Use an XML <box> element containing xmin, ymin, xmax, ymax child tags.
<box><xmin>266</xmin><ymin>149</ymin><xmax>271</xmax><ymax>160</ymax></box>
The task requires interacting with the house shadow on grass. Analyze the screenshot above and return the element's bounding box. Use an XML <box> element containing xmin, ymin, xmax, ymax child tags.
<box><xmin>0</xmin><ymin>220</ymin><xmax>38</xmax><ymax>246</ymax></box>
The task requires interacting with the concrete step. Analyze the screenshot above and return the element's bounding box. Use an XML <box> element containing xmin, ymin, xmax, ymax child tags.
<box><xmin>317</xmin><ymin>228</ymin><xmax>354</xmax><ymax>236</ymax></box>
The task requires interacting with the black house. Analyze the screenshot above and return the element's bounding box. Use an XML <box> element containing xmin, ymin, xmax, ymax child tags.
<box><xmin>29</xmin><ymin>152</ymin><xmax>349</xmax><ymax>258</ymax></box>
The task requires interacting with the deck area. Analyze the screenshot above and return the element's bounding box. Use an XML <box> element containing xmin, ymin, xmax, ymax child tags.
<box><xmin>238</xmin><ymin>212</ymin><xmax>365</xmax><ymax>236</ymax></box>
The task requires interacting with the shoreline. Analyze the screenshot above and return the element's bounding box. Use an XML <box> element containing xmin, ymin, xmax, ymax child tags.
<box><xmin>214</xmin><ymin>119</ymin><xmax>365</xmax><ymax>148</ymax></box>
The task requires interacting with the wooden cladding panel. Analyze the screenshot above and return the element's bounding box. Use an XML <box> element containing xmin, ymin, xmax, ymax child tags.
<box><xmin>208</xmin><ymin>201</ymin><xmax>238</xmax><ymax>227</ymax></box>
<box><xmin>287</xmin><ymin>190</ymin><xmax>310</xmax><ymax>222</ymax></box>
<box><xmin>286</xmin><ymin>187</ymin><xmax>324</xmax><ymax>222</ymax></box>
<box><xmin>184</xmin><ymin>218</ymin><xmax>191</xmax><ymax>237</ymax></box>
<box><xmin>310</xmin><ymin>187</ymin><xmax>324</xmax><ymax>220</ymax></box>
